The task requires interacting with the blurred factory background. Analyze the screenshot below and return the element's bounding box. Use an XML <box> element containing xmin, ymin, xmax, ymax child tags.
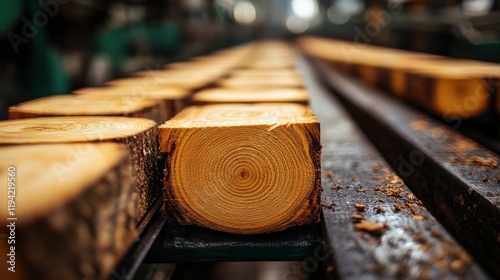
<box><xmin>1</xmin><ymin>0</ymin><xmax>500</xmax><ymax>120</ymax></box>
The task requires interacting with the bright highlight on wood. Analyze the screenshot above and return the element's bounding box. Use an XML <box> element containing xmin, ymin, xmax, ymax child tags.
<box><xmin>218</xmin><ymin>75</ymin><xmax>304</xmax><ymax>88</ymax></box>
<box><xmin>298</xmin><ymin>36</ymin><xmax>500</xmax><ymax>119</ymax></box>
<box><xmin>8</xmin><ymin>94</ymin><xmax>166</xmax><ymax>123</ymax></box>
<box><xmin>73</xmin><ymin>86</ymin><xmax>191</xmax><ymax>119</ymax></box>
<box><xmin>159</xmin><ymin>103</ymin><xmax>321</xmax><ymax>234</ymax></box>
<box><xmin>192</xmin><ymin>88</ymin><xmax>309</xmax><ymax>105</ymax></box>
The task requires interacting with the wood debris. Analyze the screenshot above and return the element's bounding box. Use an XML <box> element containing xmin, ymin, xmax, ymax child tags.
<box><xmin>413</xmin><ymin>215</ymin><xmax>425</xmax><ymax>221</ymax></box>
<box><xmin>450</xmin><ymin>139</ymin><xmax>498</xmax><ymax>169</ymax></box>
<box><xmin>470</xmin><ymin>156</ymin><xmax>497</xmax><ymax>169</ymax></box>
<box><xmin>410</xmin><ymin>119</ymin><xmax>428</xmax><ymax>131</ymax></box>
<box><xmin>330</xmin><ymin>184</ymin><xmax>349</xmax><ymax>191</ymax></box>
<box><xmin>357</xmin><ymin>186</ymin><xmax>368</xmax><ymax>192</ymax></box>
<box><xmin>350</xmin><ymin>214</ymin><xmax>365</xmax><ymax>220</ymax></box>
<box><xmin>372</xmin><ymin>164</ymin><xmax>389</xmax><ymax>173</ymax></box>
<box><xmin>354</xmin><ymin>221</ymin><xmax>387</xmax><ymax>235</ymax></box>
<box><xmin>354</xmin><ymin>203</ymin><xmax>366</xmax><ymax>211</ymax></box>
<box><xmin>324</xmin><ymin>170</ymin><xmax>334</xmax><ymax>178</ymax></box>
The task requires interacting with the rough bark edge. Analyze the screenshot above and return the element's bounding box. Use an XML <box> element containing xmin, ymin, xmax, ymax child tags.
<box><xmin>119</xmin><ymin>125</ymin><xmax>162</xmax><ymax>223</ymax></box>
<box><xmin>16</xmin><ymin>153</ymin><xmax>137</xmax><ymax>280</ymax></box>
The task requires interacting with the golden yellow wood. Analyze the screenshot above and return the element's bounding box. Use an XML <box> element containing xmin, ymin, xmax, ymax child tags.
<box><xmin>192</xmin><ymin>88</ymin><xmax>309</xmax><ymax>105</ymax></box>
<box><xmin>0</xmin><ymin>116</ymin><xmax>161</xmax><ymax>221</ymax></box>
<box><xmin>159</xmin><ymin>103</ymin><xmax>321</xmax><ymax>234</ymax></box>
<box><xmin>0</xmin><ymin>143</ymin><xmax>136</xmax><ymax>280</ymax></box>
<box><xmin>217</xmin><ymin>75</ymin><xmax>303</xmax><ymax>88</ymax></box>
<box><xmin>73</xmin><ymin>86</ymin><xmax>191</xmax><ymax>119</ymax></box>
<box><xmin>9</xmin><ymin>94</ymin><xmax>166</xmax><ymax>124</ymax></box>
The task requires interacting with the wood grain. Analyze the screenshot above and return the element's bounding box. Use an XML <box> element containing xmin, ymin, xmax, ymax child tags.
<box><xmin>73</xmin><ymin>86</ymin><xmax>191</xmax><ymax>119</ymax></box>
<box><xmin>158</xmin><ymin>103</ymin><xmax>321</xmax><ymax>234</ymax></box>
<box><xmin>192</xmin><ymin>88</ymin><xmax>309</xmax><ymax>105</ymax></box>
<box><xmin>106</xmin><ymin>76</ymin><xmax>211</xmax><ymax>90</ymax></box>
<box><xmin>0</xmin><ymin>116</ymin><xmax>161</xmax><ymax>221</ymax></box>
<box><xmin>8</xmin><ymin>94</ymin><xmax>166</xmax><ymax>124</ymax></box>
<box><xmin>0</xmin><ymin>143</ymin><xmax>136</xmax><ymax>280</ymax></box>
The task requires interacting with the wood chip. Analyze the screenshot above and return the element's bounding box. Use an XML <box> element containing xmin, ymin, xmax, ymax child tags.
<box><xmin>470</xmin><ymin>156</ymin><xmax>497</xmax><ymax>169</ymax></box>
<box><xmin>357</xmin><ymin>187</ymin><xmax>367</xmax><ymax>192</ymax></box>
<box><xmin>372</xmin><ymin>164</ymin><xmax>389</xmax><ymax>173</ymax></box>
<box><xmin>350</xmin><ymin>214</ymin><xmax>365</xmax><ymax>220</ymax></box>
<box><xmin>413</xmin><ymin>215</ymin><xmax>425</xmax><ymax>221</ymax></box>
<box><xmin>354</xmin><ymin>203</ymin><xmax>366</xmax><ymax>211</ymax></box>
<box><xmin>430</xmin><ymin>230</ymin><xmax>442</xmax><ymax>239</ymax></box>
<box><xmin>354</xmin><ymin>221</ymin><xmax>387</xmax><ymax>234</ymax></box>
<box><xmin>330</xmin><ymin>184</ymin><xmax>349</xmax><ymax>190</ymax></box>
<box><xmin>410</xmin><ymin>119</ymin><xmax>428</xmax><ymax>131</ymax></box>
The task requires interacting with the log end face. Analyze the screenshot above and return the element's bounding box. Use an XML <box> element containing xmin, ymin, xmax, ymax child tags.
<box><xmin>161</xmin><ymin>104</ymin><xmax>321</xmax><ymax>234</ymax></box>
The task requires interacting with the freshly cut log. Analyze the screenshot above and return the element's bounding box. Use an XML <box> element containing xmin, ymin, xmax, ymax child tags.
<box><xmin>0</xmin><ymin>143</ymin><xmax>135</xmax><ymax>280</ymax></box>
<box><xmin>0</xmin><ymin>116</ymin><xmax>161</xmax><ymax>221</ymax></box>
<box><xmin>8</xmin><ymin>94</ymin><xmax>166</xmax><ymax>124</ymax></box>
<box><xmin>159</xmin><ymin>103</ymin><xmax>321</xmax><ymax>234</ymax></box>
<box><xmin>192</xmin><ymin>88</ymin><xmax>309</xmax><ymax>105</ymax></box>
<box><xmin>298</xmin><ymin>36</ymin><xmax>500</xmax><ymax>119</ymax></box>
<box><xmin>217</xmin><ymin>75</ymin><xmax>303</xmax><ymax>88</ymax></box>
<box><xmin>296</xmin><ymin>36</ymin><xmax>443</xmax><ymax>95</ymax></box>
<box><xmin>73</xmin><ymin>86</ymin><xmax>191</xmax><ymax>119</ymax></box>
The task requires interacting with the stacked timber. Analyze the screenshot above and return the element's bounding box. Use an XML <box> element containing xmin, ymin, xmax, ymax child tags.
<box><xmin>217</xmin><ymin>42</ymin><xmax>303</xmax><ymax>88</ymax></box>
<box><xmin>0</xmin><ymin>116</ymin><xmax>161</xmax><ymax>222</ymax></box>
<box><xmin>0</xmin><ymin>42</ymin><xmax>260</xmax><ymax>280</ymax></box>
<box><xmin>0</xmin><ymin>41</ymin><xmax>320</xmax><ymax>280</ymax></box>
<box><xmin>298</xmin><ymin>36</ymin><xmax>500</xmax><ymax>119</ymax></box>
<box><xmin>159</xmin><ymin>41</ymin><xmax>321</xmax><ymax>234</ymax></box>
